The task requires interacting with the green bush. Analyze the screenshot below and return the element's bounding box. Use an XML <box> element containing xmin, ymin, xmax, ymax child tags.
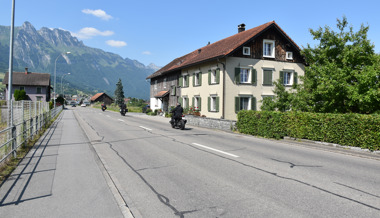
<box><xmin>236</xmin><ymin>111</ymin><xmax>380</xmax><ymax>150</ymax></box>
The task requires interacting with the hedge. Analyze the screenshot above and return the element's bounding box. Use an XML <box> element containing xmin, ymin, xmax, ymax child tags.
<box><xmin>236</xmin><ymin>111</ymin><xmax>380</xmax><ymax>151</ymax></box>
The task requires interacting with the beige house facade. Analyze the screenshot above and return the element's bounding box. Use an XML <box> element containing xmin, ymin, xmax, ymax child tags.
<box><xmin>147</xmin><ymin>21</ymin><xmax>305</xmax><ymax>121</ymax></box>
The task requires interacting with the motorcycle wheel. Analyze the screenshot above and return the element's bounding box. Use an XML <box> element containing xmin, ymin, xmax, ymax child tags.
<box><xmin>179</xmin><ymin>120</ymin><xmax>185</xmax><ymax>130</ymax></box>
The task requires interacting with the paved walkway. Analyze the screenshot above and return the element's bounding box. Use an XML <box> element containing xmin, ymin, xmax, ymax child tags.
<box><xmin>0</xmin><ymin>109</ymin><xmax>131</xmax><ymax>218</ymax></box>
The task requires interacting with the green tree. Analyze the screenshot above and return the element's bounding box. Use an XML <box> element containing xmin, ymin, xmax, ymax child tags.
<box><xmin>114</xmin><ymin>78</ymin><xmax>125</xmax><ymax>106</ymax></box>
<box><xmin>14</xmin><ymin>89</ymin><xmax>27</xmax><ymax>101</ymax></box>
<box><xmin>300</xmin><ymin>16</ymin><xmax>380</xmax><ymax>114</ymax></box>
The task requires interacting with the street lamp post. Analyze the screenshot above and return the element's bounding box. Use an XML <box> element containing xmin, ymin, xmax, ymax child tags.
<box><xmin>54</xmin><ymin>51</ymin><xmax>71</xmax><ymax>108</ymax></box>
<box><xmin>61</xmin><ymin>73</ymin><xmax>71</xmax><ymax>96</ymax></box>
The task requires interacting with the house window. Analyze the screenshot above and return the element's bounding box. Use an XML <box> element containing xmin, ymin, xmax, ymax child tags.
<box><xmin>36</xmin><ymin>87</ymin><xmax>42</xmax><ymax>94</ymax></box>
<box><xmin>19</xmin><ymin>87</ymin><xmax>25</xmax><ymax>91</ymax></box>
<box><xmin>193</xmin><ymin>96</ymin><xmax>201</xmax><ymax>111</ymax></box>
<box><xmin>194</xmin><ymin>72</ymin><xmax>202</xmax><ymax>86</ymax></box>
<box><xmin>235</xmin><ymin>96</ymin><xmax>256</xmax><ymax>113</ymax></box>
<box><xmin>243</xmin><ymin>47</ymin><xmax>250</xmax><ymax>55</ymax></box>
<box><xmin>171</xmin><ymin>86</ymin><xmax>176</xmax><ymax>96</ymax></box>
<box><xmin>163</xmin><ymin>78</ymin><xmax>167</xmax><ymax>89</ymax></box>
<box><xmin>36</xmin><ymin>96</ymin><xmax>43</xmax><ymax>101</ymax></box>
<box><xmin>280</xmin><ymin>71</ymin><xmax>298</xmax><ymax>86</ymax></box>
<box><xmin>180</xmin><ymin>74</ymin><xmax>189</xmax><ymax>87</ymax></box>
<box><xmin>208</xmin><ymin>95</ymin><xmax>219</xmax><ymax>112</ymax></box>
<box><xmin>154</xmin><ymin>80</ymin><xmax>157</xmax><ymax>90</ymax></box>
<box><xmin>284</xmin><ymin>71</ymin><xmax>292</xmax><ymax>85</ymax></box>
<box><xmin>208</xmin><ymin>69</ymin><xmax>220</xmax><ymax>85</ymax></box>
<box><xmin>263</xmin><ymin>69</ymin><xmax>273</xmax><ymax>86</ymax></box>
<box><xmin>182</xmin><ymin>96</ymin><xmax>189</xmax><ymax>109</ymax></box>
<box><xmin>240</xmin><ymin>68</ymin><xmax>250</xmax><ymax>83</ymax></box>
<box><xmin>263</xmin><ymin>39</ymin><xmax>275</xmax><ymax>58</ymax></box>
<box><xmin>286</xmin><ymin>51</ymin><xmax>293</xmax><ymax>60</ymax></box>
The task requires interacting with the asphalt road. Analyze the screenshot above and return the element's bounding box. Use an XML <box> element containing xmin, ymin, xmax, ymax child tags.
<box><xmin>74</xmin><ymin>106</ymin><xmax>380</xmax><ymax>218</ymax></box>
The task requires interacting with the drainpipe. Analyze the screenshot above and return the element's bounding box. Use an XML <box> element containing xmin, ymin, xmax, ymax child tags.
<box><xmin>217</xmin><ymin>58</ymin><xmax>226</xmax><ymax>119</ymax></box>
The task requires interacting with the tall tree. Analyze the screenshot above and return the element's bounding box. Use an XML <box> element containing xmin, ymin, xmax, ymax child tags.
<box><xmin>114</xmin><ymin>78</ymin><xmax>125</xmax><ymax>106</ymax></box>
<box><xmin>300</xmin><ymin>16</ymin><xmax>380</xmax><ymax>113</ymax></box>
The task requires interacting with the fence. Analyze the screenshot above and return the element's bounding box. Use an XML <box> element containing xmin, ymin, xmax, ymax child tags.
<box><xmin>0</xmin><ymin>101</ymin><xmax>62</xmax><ymax>164</ymax></box>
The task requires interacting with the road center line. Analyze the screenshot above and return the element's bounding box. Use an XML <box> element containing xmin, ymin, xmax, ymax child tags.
<box><xmin>139</xmin><ymin>126</ymin><xmax>152</xmax><ymax>131</ymax></box>
<box><xmin>192</xmin><ymin>143</ymin><xmax>239</xmax><ymax>158</ymax></box>
<box><xmin>118</xmin><ymin>119</ymin><xmax>125</xmax><ymax>122</ymax></box>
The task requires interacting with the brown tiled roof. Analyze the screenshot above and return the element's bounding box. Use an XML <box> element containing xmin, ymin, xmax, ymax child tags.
<box><xmin>90</xmin><ymin>93</ymin><xmax>105</xmax><ymax>101</ymax></box>
<box><xmin>3</xmin><ymin>72</ymin><xmax>51</xmax><ymax>86</ymax></box>
<box><xmin>154</xmin><ymin>90</ymin><xmax>169</xmax><ymax>98</ymax></box>
<box><xmin>147</xmin><ymin>21</ymin><xmax>300</xmax><ymax>79</ymax></box>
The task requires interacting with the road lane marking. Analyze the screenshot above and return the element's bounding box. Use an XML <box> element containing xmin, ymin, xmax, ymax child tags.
<box><xmin>118</xmin><ymin>119</ymin><xmax>125</xmax><ymax>122</ymax></box>
<box><xmin>139</xmin><ymin>126</ymin><xmax>152</xmax><ymax>131</ymax></box>
<box><xmin>192</xmin><ymin>143</ymin><xmax>239</xmax><ymax>158</ymax></box>
<box><xmin>106</xmin><ymin>115</ymin><xmax>111</xmax><ymax>118</ymax></box>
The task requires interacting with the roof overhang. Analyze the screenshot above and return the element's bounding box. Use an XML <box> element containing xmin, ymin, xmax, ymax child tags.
<box><xmin>154</xmin><ymin>90</ymin><xmax>169</xmax><ymax>98</ymax></box>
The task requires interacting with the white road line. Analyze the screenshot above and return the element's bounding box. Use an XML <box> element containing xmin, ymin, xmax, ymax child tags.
<box><xmin>192</xmin><ymin>143</ymin><xmax>239</xmax><ymax>158</ymax></box>
<box><xmin>106</xmin><ymin>115</ymin><xmax>111</xmax><ymax>118</ymax></box>
<box><xmin>118</xmin><ymin>119</ymin><xmax>125</xmax><ymax>122</ymax></box>
<box><xmin>139</xmin><ymin>126</ymin><xmax>152</xmax><ymax>131</ymax></box>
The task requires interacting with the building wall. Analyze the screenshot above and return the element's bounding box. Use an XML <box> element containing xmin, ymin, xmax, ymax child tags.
<box><xmin>6</xmin><ymin>85</ymin><xmax>49</xmax><ymax>101</ymax></box>
<box><xmin>224</xmin><ymin>57</ymin><xmax>305</xmax><ymax>120</ymax></box>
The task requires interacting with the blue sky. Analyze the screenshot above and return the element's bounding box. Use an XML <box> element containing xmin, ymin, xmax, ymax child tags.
<box><xmin>1</xmin><ymin>0</ymin><xmax>379</xmax><ymax>67</ymax></box>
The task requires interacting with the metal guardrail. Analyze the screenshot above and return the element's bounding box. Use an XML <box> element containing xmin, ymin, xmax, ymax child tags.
<box><xmin>0</xmin><ymin>101</ymin><xmax>63</xmax><ymax>164</ymax></box>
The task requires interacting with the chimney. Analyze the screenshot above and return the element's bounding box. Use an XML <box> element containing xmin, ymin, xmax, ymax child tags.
<box><xmin>25</xmin><ymin>67</ymin><xmax>29</xmax><ymax>74</ymax></box>
<box><xmin>238</xmin><ymin>23</ymin><xmax>246</xmax><ymax>33</ymax></box>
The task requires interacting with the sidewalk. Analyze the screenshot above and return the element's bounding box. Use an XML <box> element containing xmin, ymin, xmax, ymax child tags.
<box><xmin>0</xmin><ymin>109</ymin><xmax>130</xmax><ymax>217</ymax></box>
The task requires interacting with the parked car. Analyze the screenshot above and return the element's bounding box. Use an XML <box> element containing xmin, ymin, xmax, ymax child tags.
<box><xmin>81</xmin><ymin>103</ymin><xmax>86</xmax><ymax>107</ymax></box>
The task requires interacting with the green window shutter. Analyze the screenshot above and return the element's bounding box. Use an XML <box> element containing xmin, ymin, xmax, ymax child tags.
<box><xmin>235</xmin><ymin>97</ymin><xmax>240</xmax><ymax>113</ymax></box>
<box><xmin>235</xmin><ymin>68</ymin><xmax>240</xmax><ymax>84</ymax></box>
<box><xmin>263</xmin><ymin>70</ymin><xmax>272</xmax><ymax>85</ymax></box>
<box><xmin>179</xmin><ymin>75</ymin><xmax>183</xmax><ymax>87</ymax></box>
<box><xmin>294</xmin><ymin>72</ymin><xmax>298</xmax><ymax>85</ymax></box>
<box><xmin>280</xmin><ymin>71</ymin><xmax>284</xmax><ymax>84</ymax></box>
<box><xmin>199</xmin><ymin>72</ymin><xmax>202</xmax><ymax>86</ymax></box>
<box><xmin>178</xmin><ymin>97</ymin><xmax>183</xmax><ymax>105</ymax></box>
<box><xmin>186</xmin><ymin>98</ymin><xmax>189</xmax><ymax>108</ymax></box>
<box><xmin>193</xmin><ymin>74</ymin><xmax>195</xmax><ymax>87</ymax></box>
<box><xmin>251</xmin><ymin>68</ymin><xmax>257</xmax><ymax>85</ymax></box>
<box><xmin>208</xmin><ymin>97</ymin><xmax>211</xmax><ymax>112</ymax></box>
<box><xmin>171</xmin><ymin>86</ymin><xmax>176</xmax><ymax>96</ymax></box>
<box><xmin>186</xmin><ymin>75</ymin><xmax>189</xmax><ymax>87</ymax></box>
<box><xmin>216</xmin><ymin>68</ymin><xmax>220</xmax><ymax>84</ymax></box>
<box><xmin>199</xmin><ymin>97</ymin><xmax>202</xmax><ymax>111</ymax></box>
<box><xmin>208</xmin><ymin>70</ymin><xmax>211</xmax><ymax>85</ymax></box>
<box><xmin>192</xmin><ymin>97</ymin><xmax>195</xmax><ymax>108</ymax></box>
<box><xmin>251</xmin><ymin>96</ymin><xmax>257</xmax><ymax>111</ymax></box>
<box><xmin>215</xmin><ymin>97</ymin><xmax>220</xmax><ymax>112</ymax></box>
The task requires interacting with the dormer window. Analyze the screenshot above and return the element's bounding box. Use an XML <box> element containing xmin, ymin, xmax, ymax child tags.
<box><xmin>263</xmin><ymin>39</ymin><xmax>275</xmax><ymax>58</ymax></box>
<box><xmin>286</xmin><ymin>51</ymin><xmax>293</xmax><ymax>60</ymax></box>
<box><xmin>243</xmin><ymin>47</ymin><xmax>250</xmax><ymax>56</ymax></box>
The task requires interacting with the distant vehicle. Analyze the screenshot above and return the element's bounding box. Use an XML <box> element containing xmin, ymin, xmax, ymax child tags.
<box><xmin>142</xmin><ymin>105</ymin><xmax>150</xmax><ymax>113</ymax></box>
<box><xmin>71</xmin><ymin>104</ymin><xmax>76</xmax><ymax>107</ymax></box>
<box><xmin>81</xmin><ymin>103</ymin><xmax>86</xmax><ymax>107</ymax></box>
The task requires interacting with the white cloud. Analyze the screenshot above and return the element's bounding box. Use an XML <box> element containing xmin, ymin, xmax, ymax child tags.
<box><xmin>142</xmin><ymin>51</ymin><xmax>152</xmax><ymax>55</ymax></box>
<box><xmin>82</xmin><ymin>9</ymin><xmax>113</xmax><ymax>20</ymax></box>
<box><xmin>106</xmin><ymin>40</ymin><xmax>127</xmax><ymax>47</ymax></box>
<box><xmin>72</xmin><ymin>27</ymin><xmax>114</xmax><ymax>39</ymax></box>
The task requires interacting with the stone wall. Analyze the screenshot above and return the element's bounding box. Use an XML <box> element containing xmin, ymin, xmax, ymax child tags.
<box><xmin>185</xmin><ymin>115</ymin><xmax>236</xmax><ymax>132</ymax></box>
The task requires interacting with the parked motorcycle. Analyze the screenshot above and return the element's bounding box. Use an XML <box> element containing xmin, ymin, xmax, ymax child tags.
<box><xmin>169</xmin><ymin>115</ymin><xmax>187</xmax><ymax>130</ymax></box>
<box><xmin>120</xmin><ymin>108</ymin><xmax>128</xmax><ymax>116</ymax></box>
<box><xmin>101</xmin><ymin>105</ymin><xmax>107</xmax><ymax>111</ymax></box>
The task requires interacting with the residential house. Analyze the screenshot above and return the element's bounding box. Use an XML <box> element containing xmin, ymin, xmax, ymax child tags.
<box><xmin>90</xmin><ymin>93</ymin><xmax>113</xmax><ymax>105</ymax></box>
<box><xmin>3</xmin><ymin>68</ymin><xmax>51</xmax><ymax>102</ymax></box>
<box><xmin>147</xmin><ymin>21</ymin><xmax>305</xmax><ymax>120</ymax></box>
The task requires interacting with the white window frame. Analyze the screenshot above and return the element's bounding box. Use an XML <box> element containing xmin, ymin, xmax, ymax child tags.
<box><xmin>211</xmin><ymin>69</ymin><xmax>217</xmax><ymax>84</ymax></box>
<box><xmin>154</xmin><ymin>80</ymin><xmax>157</xmax><ymax>90</ymax></box>
<box><xmin>263</xmin><ymin>39</ymin><xmax>275</xmax><ymax>58</ymax></box>
<box><xmin>243</xmin><ymin>46</ymin><xmax>250</xmax><ymax>55</ymax></box>
<box><xmin>194</xmin><ymin>96</ymin><xmax>200</xmax><ymax>110</ymax></box>
<box><xmin>240</xmin><ymin>68</ymin><xmax>251</xmax><ymax>84</ymax></box>
<box><xmin>286</xmin><ymin>51</ymin><xmax>293</xmax><ymax>60</ymax></box>
<box><xmin>163</xmin><ymin>78</ymin><xmax>167</xmax><ymax>88</ymax></box>
<box><xmin>283</xmin><ymin>71</ymin><xmax>293</xmax><ymax>86</ymax></box>
<box><xmin>210</xmin><ymin>95</ymin><xmax>217</xmax><ymax>112</ymax></box>
<box><xmin>183</xmin><ymin>96</ymin><xmax>188</xmax><ymax>108</ymax></box>
<box><xmin>240</xmin><ymin>96</ymin><xmax>251</xmax><ymax>111</ymax></box>
<box><xmin>183</xmin><ymin>74</ymin><xmax>189</xmax><ymax>87</ymax></box>
<box><xmin>194</xmin><ymin>71</ymin><xmax>200</xmax><ymax>86</ymax></box>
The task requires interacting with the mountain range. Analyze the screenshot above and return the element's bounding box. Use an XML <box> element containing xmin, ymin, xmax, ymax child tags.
<box><xmin>0</xmin><ymin>21</ymin><xmax>159</xmax><ymax>99</ymax></box>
